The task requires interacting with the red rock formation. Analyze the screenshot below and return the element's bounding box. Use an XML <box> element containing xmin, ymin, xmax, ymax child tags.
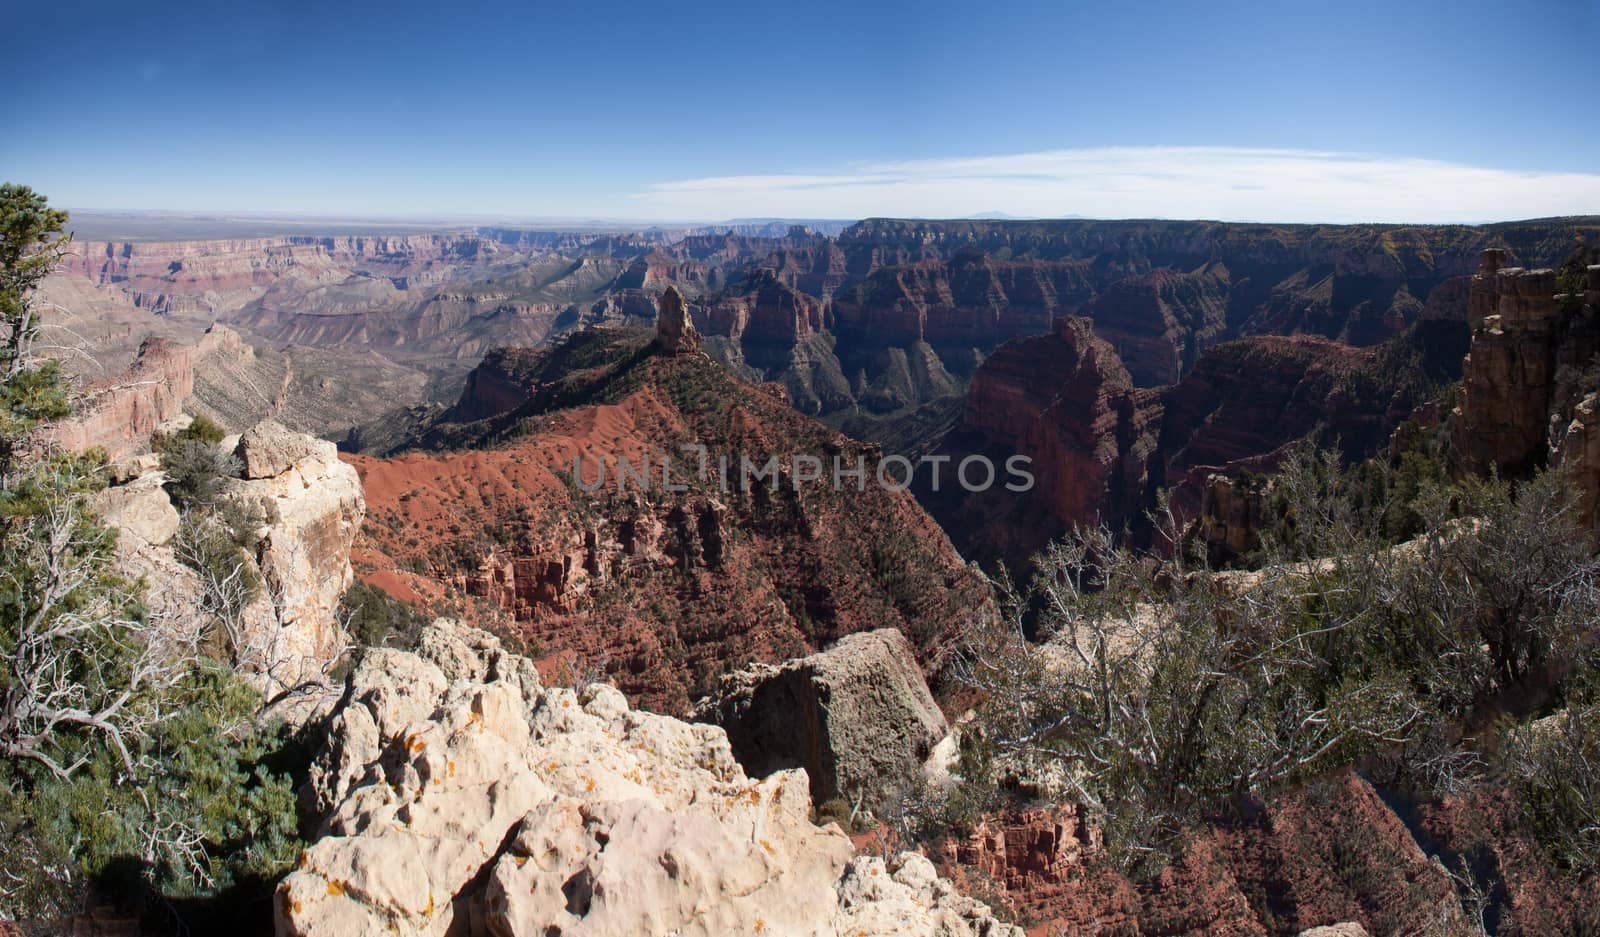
<box><xmin>1158</xmin><ymin>335</ymin><xmax>1387</xmax><ymax>470</ymax></box>
<box><xmin>352</xmin><ymin>330</ymin><xmax>995</xmax><ymax>714</ymax></box>
<box><xmin>653</xmin><ymin>286</ymin><xmax>700</xmax><ymax>355</ymax></box>
<box><xmin>960</xmin><ymin>317</ymin><xmax>1158</xmax><ymax>532</ymax></box>
<box><xmin>938</xmin><ymin>805</ymin><xmax>1142</xmax><ymax>932</ymax></box>
<box><xmin>940</xmin><ymin>772</ymin><xmax>1468</xmax><ymax>936</ymax></box>
<box><xmin>936</xmin><ymin>326</ymin><xmax>1434</xmax><ymax>565</ymax></box>
<box><xmin>450</xmin><ymin>347</ymin><xmax>547</xmax><ymax>422</ymax></box>
<box><xmin>760</xmin><ymin>241</ymin><xmax>852</xmax><ymax>297</ymax></box>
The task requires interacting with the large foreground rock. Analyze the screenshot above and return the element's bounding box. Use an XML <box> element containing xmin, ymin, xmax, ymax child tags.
<box><xmin>278</xmin><ymin>619</ymin><xmax>1018</xmax><ymax>937</ymax></box>
<box><xmin>222</xmin><ymin>427</ymin><xmax>363</xmax><ymax>691</ymax></box>
<box><xmin>94</xmin><ymin>417</ymin><xmax>363</xmax><ymax>697</ymax></box>
<box><xmin>90</xmin><ymin>472</ymin><xmax>180</xmax><ymax>547</ymax></box>
<box><xmin>692</xmin><ymin>628</ymin><xmax>950</xmax><ymax>808</ymax></box>
<box><xmin>235</xmin><ymin>418</ymin><xmax>334</xmax><ymax>479</ymax></box>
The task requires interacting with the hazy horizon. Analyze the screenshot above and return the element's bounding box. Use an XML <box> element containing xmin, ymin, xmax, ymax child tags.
<box><xmin>51</xmin><ymin>206</ymin><xmax>1600</xmax><ymax>244</ymax></box>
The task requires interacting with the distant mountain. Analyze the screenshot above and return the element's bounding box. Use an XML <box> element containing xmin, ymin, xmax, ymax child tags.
<box><xmin>959</xmin><ymin>211</ymin><xmax>1089</xmax><ymax>220</ymax></box>
<box><xmin>694</xmin><ymin>218</ymin><xmax>855</xmax><ymax>238</ymax></box>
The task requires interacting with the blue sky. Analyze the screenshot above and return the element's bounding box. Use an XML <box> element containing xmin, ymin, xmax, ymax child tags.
<box><xmin>5</xmin><ymin>0</ymin><xmax>1598</xmax><ymax>222</ymax></box>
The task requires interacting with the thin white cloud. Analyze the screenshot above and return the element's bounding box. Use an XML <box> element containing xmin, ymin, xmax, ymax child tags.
<box><xmin>631</xmin><ymin>147</ymin><xmax>1600</xmax><ymax>223</ymax></box>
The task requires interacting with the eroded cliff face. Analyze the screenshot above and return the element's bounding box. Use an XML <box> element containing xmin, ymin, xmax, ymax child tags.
<box><xmin>449</xmin><ymin>348</ymin><xmax>548</xmax><ymax>422</ymax></box>
<box><xmin>55</xmin><ymin>235</ymin><xmax>498</xmax><ymax>318</ymax></box>
<box><xmin>830</xmin><ymin>251</ymin><xmax>1097</xmax><ymax>350</ymax></box>
<box><xmin>1453</xmin><ymin>248</ymin><xmax>1600</xmax><ymax>480</ymax></box>
<box><xmin>950</xmin><ymin>317</ymin><xmax>1159</xmax><ymax>545</ymax></box>
<box><xmin>50</xmin><ymin>324</ymin><xmax>252</xmax><ymax>458</ymax></box>
<box><xmin>837</xmin><ymin>217</ymin><xmax>1592</xmax><ymax>283</ymax></box>
<box><xmin>693</xmin><ymin>268</ymin><xmax>828</xmax><ymax>347</ymax></box>
<box><xmin>1157</xmin><ymin>335</ymin><xmax>1395</xmax><ymax>471</ymax></box>
<box><xmin>1078</xmin><ymin>265</ymin><xmax>1231</xmax><ymax>386</ymax></box>
<box><xmin>929</xmin><ymin>320</ymin><xmax>1446</xmax><ymax>568</ymax></box>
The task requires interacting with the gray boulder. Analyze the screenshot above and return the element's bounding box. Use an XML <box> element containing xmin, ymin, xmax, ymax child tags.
<box><xmin>90</xmin><ymin>473</ymin><xmax>179</xmax><ymax>546</ymax></box>
<box><xmin>233</xmin><ymin>418</ymin><xmax>334</xmax><ymax>479</ymax></box>
<box><xmin>692</xmin><ymin>628</ymin><xmax>949</xmax><ymax>808</ymax></box>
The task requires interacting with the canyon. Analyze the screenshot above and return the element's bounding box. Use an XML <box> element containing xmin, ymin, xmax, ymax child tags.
<box><xmin>44</xmin><ymin>218</ymin><xmax>1596</xmax><ymax>439</ymax></box>
<box><xmin>32</xmin><ymin>215</ymin><xmax>1600</xmax><ymax>936</ymax></box>
<box><xmin>50</xmin><ymin>215</ymin><xmax>1600</xmax><ymax>585</ymax></box>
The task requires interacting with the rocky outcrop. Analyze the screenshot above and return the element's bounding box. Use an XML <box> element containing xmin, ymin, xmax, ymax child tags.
<box><xmin>279</xmin><ymin>619</ymin><xmax>1020</xmax><ymax>937</ymax></box>
<box><xmin>1454</xmin><ymin>248</ymin><xmax>1600</xmax><ymax>481</ymax></box>
<box><xmin>653</xmin><ymin>286</ymin><xmax>699</xmax><ymax>355</ymax></box>
<box><xmin>95</xmin><ymin>418</ymin><xmax>364</xmax><ymax>697</ymax></box>
<box><xmin>90</xmin><ymin>472</ymin><xmax>180</xmax><ymax>547</ymax></box>
<box><xmin>1553</xmin><ymin>391</ymin><xmax>1600</xmax><ymax>529</ymax></box>
<box><xmin>221</xmin><ymin>431</ymin><xmax>364</xmax><ymax>691</ymax></box>
<box><xmin>1455</xmin><ymin>251</ymin><xmax>1572</xmax><ymax>474</ymax></box>
<box><xmin>693</xmin><ymin>629</ymin><xmax>950</xmax><ymax>808</ymax></box>
<box><xmin>235</xmin><ymin>419</ymin><xmax>331</xmax><ymax>479</ymax></box>
<box><xmin>1190</xmin><ymin>472</ymin><xmax>1271</xmax><ymax>564</ymax></box>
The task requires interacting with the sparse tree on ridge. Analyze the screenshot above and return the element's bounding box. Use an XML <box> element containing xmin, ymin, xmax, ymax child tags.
<box><xmin>0</xmin><ymin>186</ymin><xmax>301</xmax><ymax>924</ymax></box>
